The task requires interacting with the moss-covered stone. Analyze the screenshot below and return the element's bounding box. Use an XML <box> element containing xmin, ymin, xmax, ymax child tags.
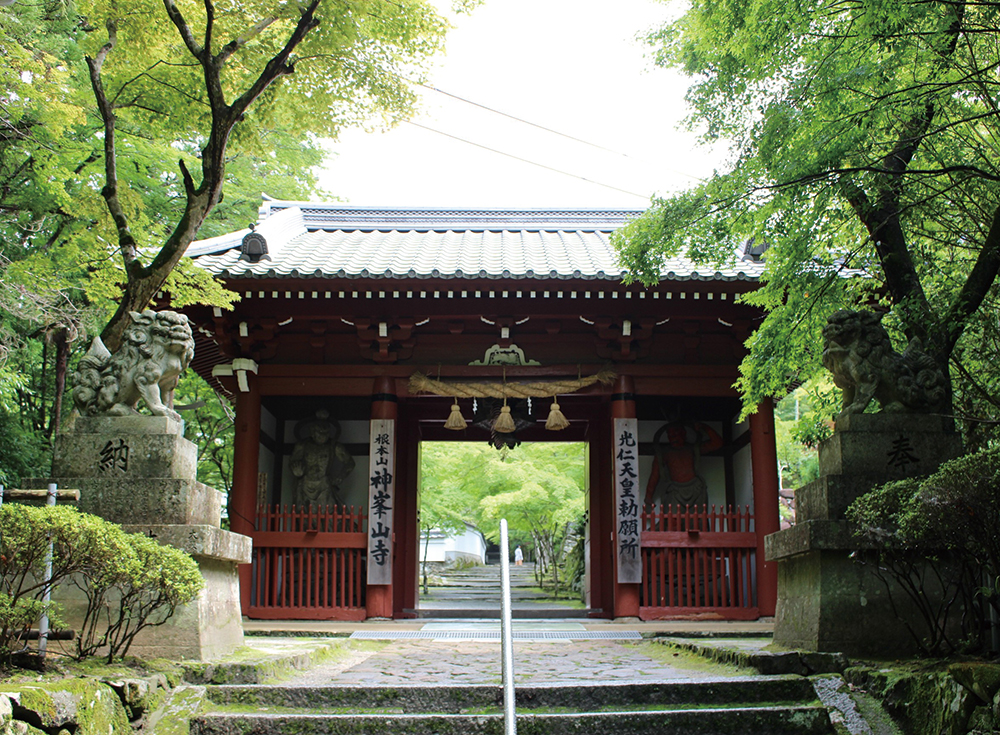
<box><xmin>181</xmin><ymin>640</ymin><xmax>343</xmax><ymax>685</ymax></box>
<box><xmin>142</xmin><ymin>685</ymin><xmax>207</xmax><ymax>735</ymax></box>
<box><xmin>844</xmin><ymin>666</ymin><xmax>979</xmax><ymax>735</ymax></box>
<box><xmin>5</xmin><ymin>679</ymin><xmax>130</xmax><ymax>735</ymax></box>
<box><xmin>0</xmin><ymin>694</ymin><xmax>12</xmax><ymax>727</ymax></box>
<box><xmin>947</xmin><ymin>662</ymin><xmax>1000</xmax><ymax>706</ymax></box>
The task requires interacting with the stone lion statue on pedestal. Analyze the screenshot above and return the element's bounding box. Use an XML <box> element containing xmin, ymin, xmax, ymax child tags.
<box><xmin>822</xmin><ymin>310</ymin><xmax>946</xmax><ymax>417</ymax></box>
<box><xmin>73</xmin><ymin>310</ymin><xmax>195</xmax><ymax>422</ymax></box>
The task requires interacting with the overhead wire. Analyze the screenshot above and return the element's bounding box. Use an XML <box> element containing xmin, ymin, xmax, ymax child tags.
<box><xmin>395</xmin><ymin>76</ymin><xmax>708</xmax><ymax>196</ymax></box>
<box><xmin>407</xmin><ymin>79</ymin><xmax>632</xmax><ymax>159</ymax></box>
<box><xmin>402</xmin><ymin>120</ymin><xmax>649</xmax><ymax>200</ymax></box>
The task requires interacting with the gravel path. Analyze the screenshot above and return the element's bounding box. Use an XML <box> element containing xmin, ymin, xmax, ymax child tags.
<box><xmin>283</xmin><ymin>639</ymin><xmax>747</xmax><ymax>687</ymax></box>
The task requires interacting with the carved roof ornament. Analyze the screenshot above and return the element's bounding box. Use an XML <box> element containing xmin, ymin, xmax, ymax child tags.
<box><xmin>741</xmin><ymin>237</ymin><xmax>769</xmax><ymax>262</ymax></box>
<box><xmin>469</xmin><ymin>344</ymin><xmax>540</xmax><ymax>366</ymax></box>
<box><xmin>239</xmin><ymin>224</ymin><xmax>270</xmax><ymax>263</ymax></box>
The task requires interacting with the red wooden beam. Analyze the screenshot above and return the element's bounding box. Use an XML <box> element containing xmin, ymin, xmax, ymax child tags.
<box><xmin>250</xmin><ymin>532</ymin><xmax>367</xmax><ymax>549</ymax></box>
<box><xmin>640</xmin><ymin>532</ymin><xmax>757</xmax><ymax>549</ymax></box>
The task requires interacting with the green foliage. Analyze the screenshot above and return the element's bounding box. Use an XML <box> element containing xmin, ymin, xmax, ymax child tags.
<box><xmin>420</xmin><ymin>442</ymin><xmax>587</xmax><ymax>595</ymax></box>
<box><xmin>0</xmin><ymin>504</ymin><xmax>120</xmax><ymax>661</ymax></box>
<box><xmin>0</xmin><ymin>504</ymin><xmax>202</xmax><ymax>664</ymax></box>
<box><xmin>177</xmin><ymin>373</ymin><xmax>234</xmax><ymax>497</ymax></box>
<box><xmin>0</xmin><ymin>0</ymin><xmax>449</xmax><ymax>470</ymax></box>
<box><xmin>615</xmin><ymin>0</ymin><xmax>1000</xmax><ymax>423</ymax></box>
<box><xmin>849</xmin><ymin>447</ymin><xmax>1000</xmax><ymax>654</ymax></box>
<box><xmin>0</xmin><ymin>410</ymin><xmax>48</xmax><ymax>487</ymax></box>
<box><xmin>74</xmin><ymin>533</ymin><xmax>204</xmax><ymax>663</ymax></box>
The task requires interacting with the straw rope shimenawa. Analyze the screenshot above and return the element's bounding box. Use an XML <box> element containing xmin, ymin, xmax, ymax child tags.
<box><xmin>408</xmin><ymin>368</ymin><xmax>617</xmax><ymax>400</ymax></box>
<box><xmin>410</xmin><ymin>369</ymin><xmax>616</xmax><ymax>433</ymax></box>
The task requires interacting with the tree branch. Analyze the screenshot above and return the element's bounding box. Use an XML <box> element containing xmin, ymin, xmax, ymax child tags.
<box><xmin>944</xmin><ymin>204</ymin><xmax>1000</xmax><ymax>351</ymax></box>
<box><xmin>85</xmin><ymin>21</ymin><xmax>142</xmax><ymax>272</ymax></box>
<box><xmin>162</xmin><ymin>0</ymin><xmax>203</xmax><ymax>57</ymax></box>
<box><xmin>224</xmin><ymin>0</ymin><xmax>322</xmax><ymax>123</ymax></box>
<box><xmin>216</xmin><ymin>15</ymin><xmax>281</xmax><ymax>65</ymax></box>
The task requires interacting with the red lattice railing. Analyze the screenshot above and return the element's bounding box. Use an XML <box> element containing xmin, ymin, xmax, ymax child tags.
<box><xmin>247</xmin><ymin>504</ymin><xmax>367</xmax><ymax>620</ymax></box>
<box><xmin>639</xmin><ymin>505</ymin><xmax>758</xmax><ymax>620</ymax></box>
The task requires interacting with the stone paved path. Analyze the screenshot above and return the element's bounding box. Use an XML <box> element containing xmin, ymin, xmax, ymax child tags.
<box><xmin>282</xmin><ymin>638</ymin><xmax>749</xmax><ymax>687</ymax></box>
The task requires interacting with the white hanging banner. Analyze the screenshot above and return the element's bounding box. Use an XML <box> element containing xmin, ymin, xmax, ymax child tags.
<box><xmin>614</xmin><ymin>418</ymin><xmax>642</xmax><ymax>584</ymax></box>
<box><xmin>367</xmin><ymin>418</ymin><xmax>395</xmax><ymax>585</ymax></box>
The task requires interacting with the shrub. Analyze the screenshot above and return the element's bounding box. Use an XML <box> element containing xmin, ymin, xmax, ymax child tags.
<box><xmin>849</xmin><ymin>446</ymin><xmax>1000</xmax><ymax>655</ymax></box>
<box><xmin>0</xmin><ymin>504</ymin><xmax>203</xmax><ymax>664</ymax></box>
<box><xmin>75</xmin><ymin>533</ymin><xmax>204</xmax><ymax>662</ymax></box>
<box><xmin>0</xmin><ymin>504</ymin><xmax>118</xmax><ymax>661</ymax></box>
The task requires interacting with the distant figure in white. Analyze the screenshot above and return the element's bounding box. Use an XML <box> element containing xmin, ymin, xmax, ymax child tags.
<box><xmin>514</xmin><ymin>545</ymin><xmax>524</xmax><ymax>566</ymax></box>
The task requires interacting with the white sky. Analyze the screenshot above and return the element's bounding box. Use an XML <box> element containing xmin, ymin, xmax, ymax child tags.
<box><xmin>317</xmin><ymin>0</ymin><xmax>724</xmax><ymax>209</ymax></box>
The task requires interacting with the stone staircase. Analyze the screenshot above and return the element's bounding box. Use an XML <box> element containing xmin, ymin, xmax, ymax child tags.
<box><xmin>419</xmin><ymin>562</ymin><xmax>588</xmax><ymax>618</ymax></box>
<box><xmin>190</xmin><ymin>677</ymin><xmax>835</xmax><ymax>734</ymax></box>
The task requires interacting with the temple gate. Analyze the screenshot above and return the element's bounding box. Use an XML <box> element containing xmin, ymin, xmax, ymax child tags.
<box><xmin>183</xmin><ymin>201</ymin><xmax>781</xmax><ymax>620</ymax></box>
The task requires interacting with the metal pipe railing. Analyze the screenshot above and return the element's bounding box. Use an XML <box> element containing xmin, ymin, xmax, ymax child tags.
<box><xmin>38</xmin><ymin>483</ymin><xmax>58</xmax><ymax>658</ymax></box>
<box><xmin>499</xmin><ymin>519</ymin><xmax>517</xmax><ymax>735</ymax></box>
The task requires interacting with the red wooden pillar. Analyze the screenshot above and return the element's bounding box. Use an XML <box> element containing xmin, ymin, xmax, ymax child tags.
<box><xmin>367</xmin><ymin>376</ymin><xmax>396</xmax><ymax>618</ymax></box>
<box><xmin>589</xmin><ymin>416</ymin><xmax>613</xmax><ymax>618</ymax></box>
<box><xmin>611</xmin><ymin>375</ymin><xmax>641</xmax><ymax>618</ymax></box>
<box><xmin>750</xmin><ymin>397</ymin><xmax>780</xmax><ymax>616</ymax></box>
<box><xmin>394</xmin><ymin>411</ymin><xmax>419</xmax><ymax>618</ymax></box>
<box><xmin>230</xmin><ymin>374</ymin><xmax>261</xmax><ymax>614</ymax></box>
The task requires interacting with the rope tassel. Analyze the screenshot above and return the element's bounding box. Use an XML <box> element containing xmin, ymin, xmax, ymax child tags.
<box><xmin>493</xmin><ymin>399</ymin><xmax>517</xmax><ymax>433</ymax></box>
<box><xmin>545</xmin><ymin>399</ymin><xmax>570</xmax><ymax>431</ymax></box>
<box><xmin>444</xmin><ymin>399</ymin><xmax>466</xmax><ymax>430</ymax></box>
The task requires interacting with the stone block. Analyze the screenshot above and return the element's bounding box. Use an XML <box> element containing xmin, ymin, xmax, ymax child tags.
<box><xmin>123</xmin><ymin>524</ymin><xmax>252</xmax><ymax>564</ymax></box>
<box><xmin>794</xmin><ymin>475</ymin><xmax>889</xmax><ymax>522</ymax></box>
<box><xmin>819</xmin><ymin>413</ymin><xmax>963</xmax><ymax>479</ymax></box>
<box><xmin>127</xmin><ymin>557</ymin><xmax>244</xmax><ymax>661</ymax></box>
<box><xmin>48</xmin><ymin>557</ymin><xmax>244</xmax><ymax>662</ymax></box>
<box><xmin>71</xmin><ymin>414</ymin><xmax>184</xmax><ymax>436</ymax></box>
<box><xmin>833</xmin><ymin>412</ymin><xmax>953</xmax><ymax>434</ymax></box>
<box><xmin>33</xmin><ymin>414</ymin><xmax>246</xmax><ymax>661</ymax></box>
<box><xmin>765</xmin><ymin>520</ymin><xmax>857</xmax><ymax>562</ymax></box>
<box><xmin>51</xmin><ymin>431</ymin><xmax>197</xmax><ymax>481</ymax></box>
<box><xmin>26</xmin><ymin>477</ymin><xmax>222</xmax><ymax>526</ymax></box>
<box><xmin>772</xmin><ymin>548</ymin><xmax>919</xmax><ymax>656</ymax></box>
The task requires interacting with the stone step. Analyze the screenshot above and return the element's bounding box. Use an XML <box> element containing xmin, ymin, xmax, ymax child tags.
<box><xmin>192</xmin><ymin>679</ymin><xmax>833</xmax><ymax>734</ymax></box>
<box><xmin>431</xmin><ymin>578</ymin><xmax>539</xmax><ymax>586</ymax></box>
<box><xmin>192</xmin><ymin>706</ymin><xmax>833</xmax><ymax>734</ymax></box>
<box><xmin>423</xmin><ymin>590</ymin><xmax>548</xmax><ymax>599</ymax></box>
<box><xmin>436</xmin><ymin>570</ymin><xmax>537</xmax><ymax>579</ymax></box>
<box><xmin>204</xmin><ymin>678</ymin><xmax>818</xmax><ymax>709</ymax></box>
<box><xmin>415</xmin><ymin>607</ymin><xmax>590</xmax><ymax>618</ymax></box>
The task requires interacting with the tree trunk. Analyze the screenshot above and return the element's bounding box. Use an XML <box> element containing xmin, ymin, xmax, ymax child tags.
<box><xmin>421</xmin><ymin>526</ymin><xmax>431</xmax><ymax>596</ymax></box>
<box><xmin>47</xmin><ymin>328</ymin><xmax>69</xmax><ymax>438</ymax></box>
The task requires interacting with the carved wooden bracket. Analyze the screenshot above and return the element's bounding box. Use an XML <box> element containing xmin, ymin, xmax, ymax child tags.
<box><xmin>210</xmin><ymin>314</ymin><xmax>278</xmax><ymax>363</ymax></box>
<box><xmin>593</xmin><ymin>318</ymin><xmax>653</xmax><ymax>361</ymax></box>
<box><xmin>355</xmin><ymin>318</ymin><xmax>417</xmax><ymax>363</ymax></box>
<box><xmin>235</xmin><ymin>319</ymin><xmax>278</xmax><ymax>362</ymax></box>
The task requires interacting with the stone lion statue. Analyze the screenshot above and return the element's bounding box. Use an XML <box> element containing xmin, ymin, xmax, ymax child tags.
<box><xmin>821</xmin><ymin>310</ymin><xmax>946</xmax><ymax>417</ymax></box>
<box><xmin>73</xmin><ymin>310</ymin><xmax>195</xmax><ymax>421</ymax></box>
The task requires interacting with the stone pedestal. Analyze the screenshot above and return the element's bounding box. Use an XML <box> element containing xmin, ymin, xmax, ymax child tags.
<box><xmin>766</xmin><ymin>413</ymin><xmax>962</xmax><ymax>656</ymax></box>
<box><xmin>31</xmin><ymin>416</ymin><xmax>251</xmax><ymax>661</ymax></box>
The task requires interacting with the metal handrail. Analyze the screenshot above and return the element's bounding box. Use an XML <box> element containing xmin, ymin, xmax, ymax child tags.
<box><xmin>499</xmin><ymin>519</ymin><xmax>517</xmax><ymax>735</ymax></box>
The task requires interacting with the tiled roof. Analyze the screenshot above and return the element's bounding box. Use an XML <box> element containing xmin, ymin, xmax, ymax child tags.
<box><xmin>190</xmin><ymin>201</ymin><xmax>764</xmax><ymax>283</ymax></box>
